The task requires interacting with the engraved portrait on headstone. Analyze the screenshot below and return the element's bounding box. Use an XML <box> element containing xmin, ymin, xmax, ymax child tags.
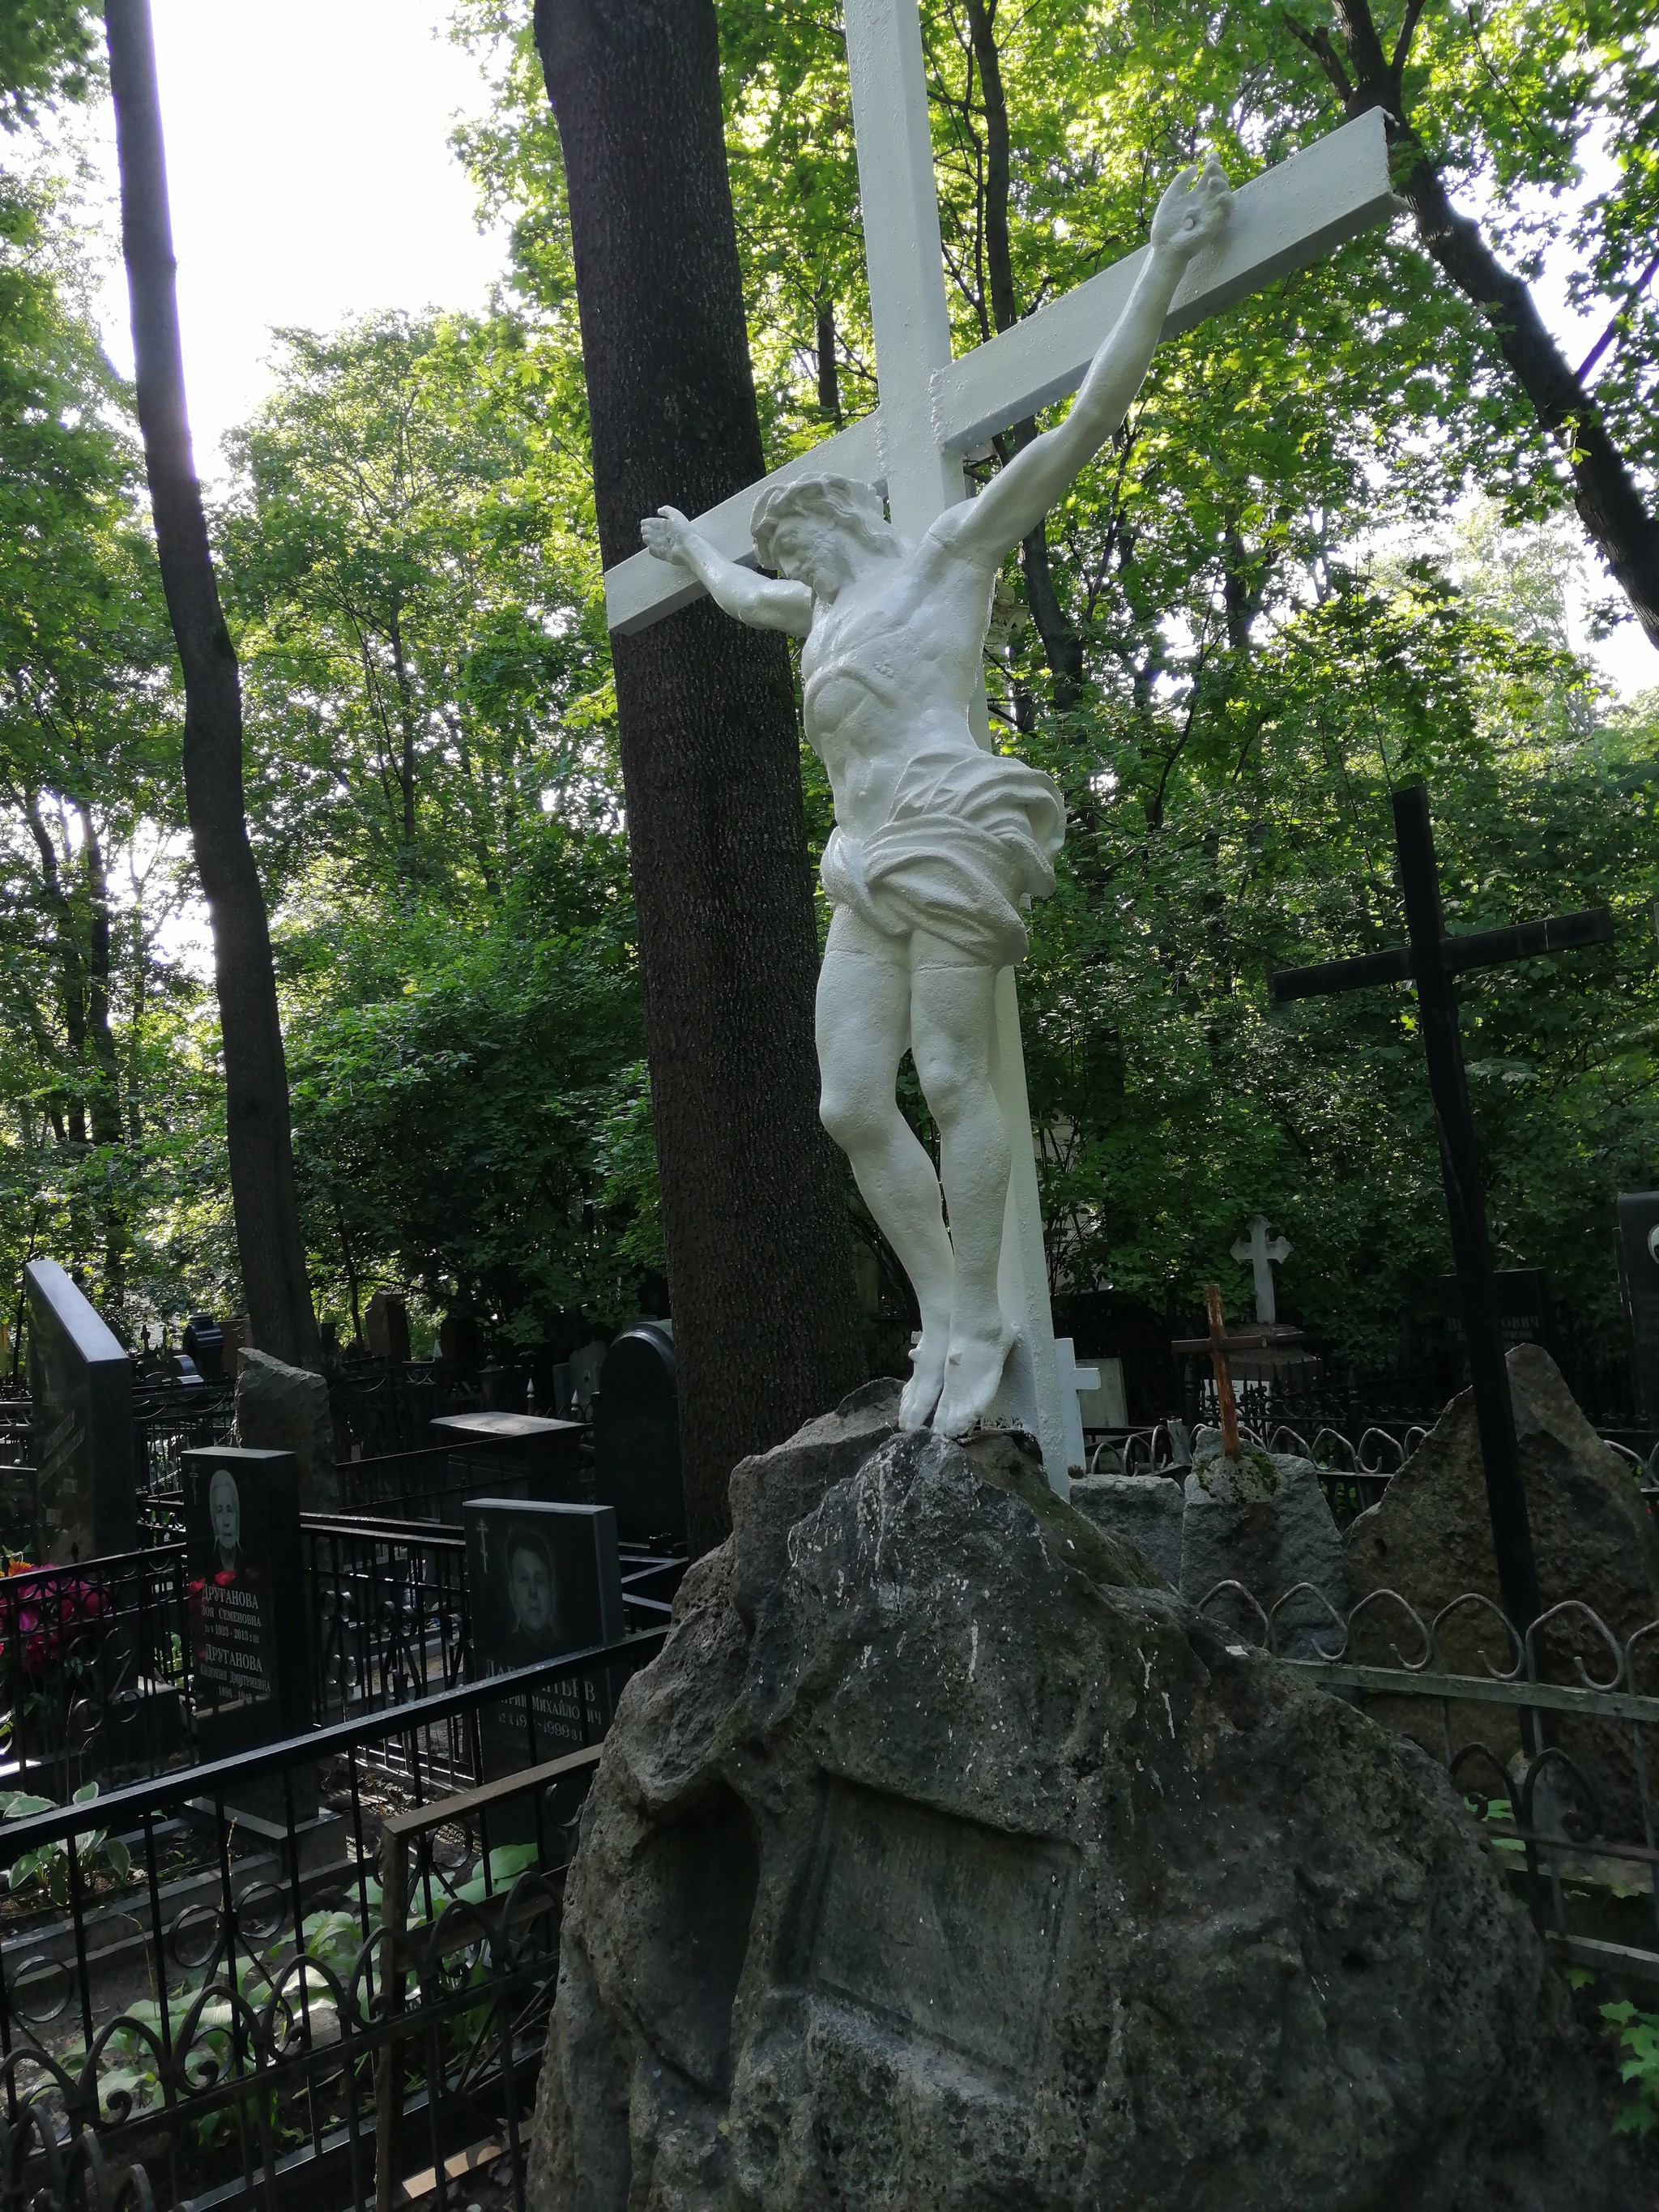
<box><xmin>643</xmin><ymin>158</ymin><xmax>1232</xmax><ymax>1441</ymax></box>
<box><xmin>465</xmin><ymin>1498</ymin><xmax>625</xmax><ymax>1762</ymax></box>
<box><xmin>181</xmin><ymin>1447</ymin><xmax>310</xmax><ymax>1749</ymax></box>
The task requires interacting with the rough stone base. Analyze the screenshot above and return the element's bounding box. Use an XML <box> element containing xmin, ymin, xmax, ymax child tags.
<box><xmin>1180</xmin><ymin>1437</ymin><xmax>1347</xmax><ymax>1656</ymax></box>
<box><xmin>1068</xmin><ymin>1471</ymin><xmax>1183</xmax><ymax>1584</ymax></box>
<box><xmin>528</xmin><ymin>1381</ymin><xmax>1634</xmax><ymax>2212</ymax></box>
<box><xmin>233</xmin><ymin>1347</ymin><xmax>337</xmax><ymax>1512</ymax></box>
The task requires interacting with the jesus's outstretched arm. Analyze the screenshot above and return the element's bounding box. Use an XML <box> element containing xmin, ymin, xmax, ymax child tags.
<box><xmin>947</xmin><ymin>154</ymin><xmax>1233</xmax><ymax>567</ymax></box>
<box><xmin>641</xmin><ymin>506</ymin><xmax>814</xmax><ymax>636</ymax></box>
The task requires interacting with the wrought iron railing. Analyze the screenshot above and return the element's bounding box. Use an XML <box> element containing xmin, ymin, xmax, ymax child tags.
<box><xmin>326</xmin><ymin>1369</ymin><xmax>481</xmax><ymax>1465</ymax></box>
<box><xmin>0</xmin><ymin>1550</ymin><xmax>190</xmax><ymax>1791</ymax></box>
<box><xmin>0</xmin><ymin>1631</ymin><xmax>664</xmax><ymax>2212</ymax></box>
<box><xmin>304</xmin><ymin>1520</ymin><xmax>469</xmax><ymax>1724</ymax></box>
<box><xmin>331</xmin><ymin>1446</ymin><xmax>499</xmax><ymax>1527</ymax></box>
<box><xmin>1195</xmin><ymin>1578</ymin><xmax>1659</xmax><ymax>1990</ymax></box>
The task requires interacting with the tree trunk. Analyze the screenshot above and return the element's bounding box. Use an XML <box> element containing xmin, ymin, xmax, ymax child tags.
<box><xmin>388</xmin><ymin>602</ymin><xmax>418</xmax><ymax>847</ymax></box>
<box><xmin>814</xmin><ymin>289</ymin><xmax>842</xmax><ymax>424</ymax></box>
<box><xmin>965</xmin><ymin>0</ymin><xmax>1085</xmax><ymax>701</ymax></box>
<box><xmin>1287</xmin><ymin>0</ymin><xmax>1659</xmax><ymax>652</ymax></box>
<box><xmin>103</xmin><ymin>0</ymin><xmax>320</xmax><ymax>1365</ymax></box>
<box><xmin>77</xmin><ymin>808</ymin><xmax>128</xmax><ymax>1322</ymax></box>
<box><xmin>534</xmin><ymin>0</ymin><xmax>864</xmax><ymax>1552</ymax></box>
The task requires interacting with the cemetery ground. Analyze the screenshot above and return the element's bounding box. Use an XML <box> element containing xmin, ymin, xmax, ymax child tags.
<box><xmin>8</xmin><ymin>1260</ymin><xmax>1659</xmax><ymax>2205</ymax></box>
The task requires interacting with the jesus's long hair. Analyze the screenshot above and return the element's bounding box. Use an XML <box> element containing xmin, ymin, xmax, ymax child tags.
<box><xmin>751</xmin><ymin>474</ymin><xmax>894</xmax><ymax>571</ymax></box>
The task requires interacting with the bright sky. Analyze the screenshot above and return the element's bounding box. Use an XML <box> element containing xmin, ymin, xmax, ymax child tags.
<box><xmin>81</xmin><ymin>0</ymin><xmax>511</xmax><ymax>469</ymax></box>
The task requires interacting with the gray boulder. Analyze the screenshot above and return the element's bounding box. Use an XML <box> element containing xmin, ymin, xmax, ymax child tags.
<box><xmin>1069</xmin><ymin>1471</ymin><xmax>1183</xmax><ymax>1584</ymax></box>
<box><xmin>1179</xmin><ymin>1437</ymin><xmax>1346</xmax><ymax>1657</ymax></box>
<box><xmin>233</xmin><ymin>1347</ymin><xmax>338</xmax><ymax>1512</ymax></box>
<box><xmin>1346</xmin><ymin>1343</ymin><xmax>1659</xmax><ymax>1832</ymax></box>
<box><xmin>527</xmin><ymin>1391</ymin><xmax>1630</xmax><ymax>2212</ymax></box>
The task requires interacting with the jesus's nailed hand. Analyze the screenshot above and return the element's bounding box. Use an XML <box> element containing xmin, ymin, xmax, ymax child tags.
<box><xmin>1149</xmin><ymin>151</ymin><xmax>1232</xmax><ymax>265</ymax></box>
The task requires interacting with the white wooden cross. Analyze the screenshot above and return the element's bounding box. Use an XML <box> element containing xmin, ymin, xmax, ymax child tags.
<box><xmin>603</xmin><ymin>0</ymin><xmax>1395</xmax><ymax>1490</ymax></box>
<box><xmin>1231</xmin><ymin>1212</ymin><xmax>1293</xmax><ymax>1325</ymax></box>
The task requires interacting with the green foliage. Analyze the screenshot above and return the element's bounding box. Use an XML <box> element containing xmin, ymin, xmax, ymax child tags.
<box><xmin>1602</xmin><ymin>2000</ymin><xmax>1659</xmax><ymax>2137</ymax></box>
<box><xmin>2</xmin><ymin>1781</ymin><xmax>131</xmax><ymax>1906</ymax></box>
<box><xmin>2</xmin><ymin>0</ymin><xmax>1658</xmax><ymax>1388</ymax></box>
<box><xmin>0</xmin><ymin>2</ymin><xmax>97</xmax><ymax>130</ymax></box>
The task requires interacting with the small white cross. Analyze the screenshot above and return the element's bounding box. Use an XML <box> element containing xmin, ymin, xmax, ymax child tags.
<box><xmin>1230</xmin><ymin>1214</ymin><xmax>1292</xmax><ymax>1326</ymax></box>
<box><xmin>604</xmin><ymin>2</ymin><xmax>1392</xmax><ymax>1487</ymax></box>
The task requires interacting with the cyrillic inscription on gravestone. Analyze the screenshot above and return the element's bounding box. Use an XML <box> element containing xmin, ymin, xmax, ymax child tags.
<box><xmin>801</xmin><ymin>1779</ymin><xmax>1073</xmax><ymax>2077</ymax></box>
<box><xmin>26</xmin><ymin>1257</ymin><xmax>137</xmax><ymax>1559</ymax></box>
<box><xmin>181</xmin><ymin>1447</ymin><xmax>312</xmax><ymax>1755</ymax></box>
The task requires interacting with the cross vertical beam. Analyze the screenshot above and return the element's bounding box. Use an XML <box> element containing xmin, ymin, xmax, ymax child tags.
<box><xmin>1391</xmin><ymin>783</ymin><xmax>1540</xmax><ymax>1630</ymax></box>
<box><xmin>842</xmin><ymin>0</ymin><xmax>1069</xmax><ymax>1485</ymax></box>
<box><xmin>1273</xmin><ymin>780</ymin><xmax>1614</xmax><ymax>1631</ymax></box>
<box><xmin>843</xmin><ymin>0</ymin><xmax>962</xmax><ymax>532</ymax></box>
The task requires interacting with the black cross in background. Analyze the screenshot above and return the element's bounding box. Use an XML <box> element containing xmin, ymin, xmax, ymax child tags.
<box><xmin>1272</xmin><ymin>780</ymin><xmax>1614</xmax><ymax>1633</ymax></box>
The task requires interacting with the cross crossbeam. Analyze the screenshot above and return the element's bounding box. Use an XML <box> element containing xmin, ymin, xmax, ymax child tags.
<box><xmin>605</xmin><ymin>110</ymin><xmax>1395</xmax><ymax>636</ymax></box>
<box><xmin>1273</xmin><ymin>904</ymin><xmax>1612</xmax><ymax>1000</ymax></box>
<box><xmin>603</xmin><ymin>0</ymin><xmax>1397</xmax><ymax>1485</ymax></box>
<box><xmin>1271</xmin><ymin>781</ymin><xmax>1618</xmax><ymax>1629</ymax></box>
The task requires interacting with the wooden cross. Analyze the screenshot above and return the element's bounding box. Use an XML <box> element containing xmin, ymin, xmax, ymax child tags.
<box><xmin>1171</xmin><ymin>1290</ymin><xmax>1297</xmax><ymax>1458</ymax></box>
<box><xmin>1272</xmin><ymin>780</ymin><xmax>1614</xmax><ymax>1629</ymax></box>
<box><xmin>604</xmin><ymin>0</ymin><xmax>1397</xmax><ymax>1487</ymax></box>
<box><xmin>1204</xmin><ymin>1285</ymin><xmax>1242</xmax><ymax>1458</ymax></box>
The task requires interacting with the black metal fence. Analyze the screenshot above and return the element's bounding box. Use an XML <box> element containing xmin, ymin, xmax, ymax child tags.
<box><xmin>326</xmin><ymin>1369</ymin><xmax>482</xmax><ymax>1466</ymax></box>
<box><xmin>0</xmin><ymin>1631</ymin><xmax>664</xmax><ymax>2212</ymax></box>
<box><xmin>132</xmin><ymin>1392</ymin><xmax>236</xmax><ymax>1513</ymax></box>
<box><xmin>0</xmin><ymin>1550</ymin><xmax>190</xmax><ymax>1790</ymax></box>
<box><xmin>1197</xmin><ymin>1577</ymin><xmax>1659</xmax><ymax>2003</ymax></box>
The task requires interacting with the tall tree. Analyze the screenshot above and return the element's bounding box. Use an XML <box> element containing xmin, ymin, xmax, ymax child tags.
<box><xmin>1285</xmin><ymin>0</ymin><xmax>1659</xmax><ymax>653</ymax></box>
<box><xmin>532</xmin><ymin>0</ymin><xmax>863</xmax><ymax>1549</ymax></box>
<box><xmin>102</xmin><ymin>0</ymin><xmax>318</xmax><ymax>1364</ymax></box>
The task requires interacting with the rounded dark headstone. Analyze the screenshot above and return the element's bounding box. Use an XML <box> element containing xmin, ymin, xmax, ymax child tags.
<box><xmin>593</xmin><ymin>1322</ymin><xmax>683</xmax><ymax>1546</ymax></box>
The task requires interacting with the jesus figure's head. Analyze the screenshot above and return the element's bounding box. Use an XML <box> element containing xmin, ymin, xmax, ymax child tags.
<box><xmin>751</xmin><ymin>475</ymin><xmax>898</xmax><ymax>597</ymax></box>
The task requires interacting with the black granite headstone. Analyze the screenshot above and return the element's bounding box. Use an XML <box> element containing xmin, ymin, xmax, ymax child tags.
<box><xmin>181</xmin><ymin>1448</ymin><xmax>312</xmax><ymax>1783</ymax></box>
<box><xmin>25</xmin><ymin>1258</ymin><xmax>137</xmax><ymax>1561</ymax></box>
<box><xmin>181</xmin><ymin>1314</ymin><xmax>224</xmax><ymax>1381</ymax></box>
<box><xmin>1618</xmin><ymin>1194</ymin><xmax>1659</xmax><ymax>1425</ymax></box>
<box><xmin>365</xmin><ymin>1291</ymin><xmax>411</xmax><ymax>1364</ymax></box>
<box><xmin>465</xmin><ymin>1497</ymin><xmax>625</xmax><ymax>1765</ymax></box>
<box><xmin>1440</xmin><ymin>1268</ymin><xmax>1558</xmax><ymax>1361</ymax></box>
<box><xmin>593</xmin><ymin>1322</ymin><xmax>684</xmax><ymax>1546</ymax></box>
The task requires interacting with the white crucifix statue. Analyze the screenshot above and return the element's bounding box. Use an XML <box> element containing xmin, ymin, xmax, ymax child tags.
<box><xmin>1231</xmin><ymin>1213</ymin><xmax>1293</xmax><ymax>1326</ymax></box>
<box><xmin>616</xmin><ymin>0</ymin><xmax>1395</xmax><ymax>1492</ymax></box>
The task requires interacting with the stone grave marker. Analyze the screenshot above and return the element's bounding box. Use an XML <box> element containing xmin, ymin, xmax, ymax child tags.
<box><xmin>1073</xmin><ymin>1355</ymin><xmax>1127</xmax><ymax>1430</ymax></box>
<box><xmin>234</xmin><ymin>1347</ymin><xmax>338</xmax><ymax>1512</ymax></box>
<box><xmin>1230</xmin><ymin>1213</ymin><xmax>1290</xmax><ymax>1323</ymax></box>
<box><xmin>181</xmin><ymin>1313</ymin><xmax>224</xmax><ymax>1381</ymax></box>
<box><xmin>181</xmin><ymin>1445</ymin><xmax>322</xmax><ymax>1834</ymax></box>
<box><xmin>593</xmin><ymin>1322</ymin><xmax>685</xmax><ymax>1546</ymax></box>
<box><xmin>25</xmin><ymin>1258</ymin><xmax>138</xmax><ymax>1561</ymax></box>
<box><xmin>530</xmin><ymin>1403</ymin><xmax>1625</xmax><ymax>2206</ymax></box>
<box><xmin>1616</xmin><ymin>1192</ymin><xmax>1659</xmax><ymax>1424</ymax></box>
<box><xmin>365</xmin><ymin>1291</ymin><xmax>411</xmax><ymax>1364</ymax></box>
<box><xmin>1441</xmin><ymin>1266</ymin><xmax>1558</xmax><ymax>1364</ymax></box>
<box><xmin>567</xmin><ymin>1338</ymin><xmax>608</xmax><ymax>1419</ymax></box>
<box><xmin>429</xmin><ymin>1409</ymin><xmax>587</xmax><ymax>1520</ymax></box>
<box><xmin>464</xmin><ymin>1497</ymin><xmax>626</xmax><ymax>1769</ymax></box>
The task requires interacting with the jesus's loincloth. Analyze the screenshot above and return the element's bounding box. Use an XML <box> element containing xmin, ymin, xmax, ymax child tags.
<box><xmin>820</xmin><ymin>739</ymin><xmax>1065</xmax><ymax>970</ymax></box>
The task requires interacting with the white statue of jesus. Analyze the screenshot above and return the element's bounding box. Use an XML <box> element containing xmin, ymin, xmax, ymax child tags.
<box><xmin>642</xmin><ymin>156</ymin><xmax>1231</xmax><ymax>1440</ymax></box>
